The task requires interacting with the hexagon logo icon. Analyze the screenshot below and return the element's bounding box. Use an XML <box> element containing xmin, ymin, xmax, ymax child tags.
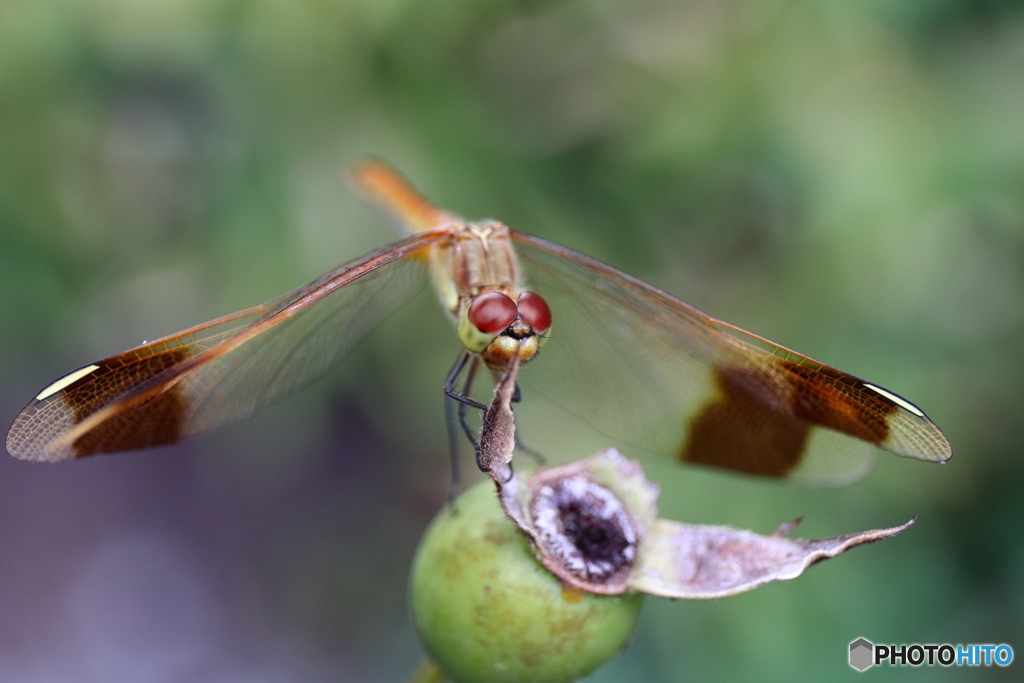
<box><xmin>849</xmin><ymin>638</ymin><xmax>874</xmax><ymax>671</ymax></box>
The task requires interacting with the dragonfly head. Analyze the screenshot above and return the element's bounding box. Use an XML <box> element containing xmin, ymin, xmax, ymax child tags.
<box><xmin>458</xmin><ymin>290</ymin><xmax>552</xmax><ymax>371</ymax></box>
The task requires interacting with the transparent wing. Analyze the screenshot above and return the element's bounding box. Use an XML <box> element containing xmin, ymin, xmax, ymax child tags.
<box><xmin>7</xmin><ymin>232</ymin><xmax>442</xmax><ymax>462</ymax></box>
<box><xmin>511</xmin><ymin>231</ymin><xmax>951</xmax><ymax>485</ymax></box>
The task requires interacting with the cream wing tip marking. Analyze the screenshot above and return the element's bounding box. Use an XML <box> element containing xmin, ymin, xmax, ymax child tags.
<box><xmin>862</xmin><ymin>383</ymin><xmax>927</xmax><ymax>418</ymax></box>
<box><xmin>34</xmin><ymin>365</ymin><xmax>101</xmax><ymax>401</ymax></box>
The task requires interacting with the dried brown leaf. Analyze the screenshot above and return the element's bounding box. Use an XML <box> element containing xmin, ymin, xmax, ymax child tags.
<box><xmin>630</xmin><ymin>517</ymin><xmax>915</xmax><ymax>598</ymax></box>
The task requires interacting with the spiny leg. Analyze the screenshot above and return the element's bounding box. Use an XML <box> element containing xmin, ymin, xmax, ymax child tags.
<box><xmin>458</xmin><ymin>356</ymin><xmax>482</xmax><ymax>452</ymax></box>
<box><xmin>510</xmin><ymin>380</ymin><xmax>545</xmax><ymax>464</ymax></box>
<box><xmin>443</xmin><ymin>350</ymin><xmax>487</xmax><ymax>498</ymax></box>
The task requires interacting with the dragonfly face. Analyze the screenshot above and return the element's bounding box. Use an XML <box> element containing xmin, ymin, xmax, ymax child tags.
<box><xmin>6</xmin><ymin>161</ymin><xmax>952</xmax><ymax>487</ymax></box>
<box><xmin>459</xmin><ymin>290</ymin><xmax>550</xmax><ymax>371</ymax></box>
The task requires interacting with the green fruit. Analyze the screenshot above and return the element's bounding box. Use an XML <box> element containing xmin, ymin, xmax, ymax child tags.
<box><xmin>410</xmin><ymin>478</ymin><xmax>644</xmax><ymax>683</ymax></box>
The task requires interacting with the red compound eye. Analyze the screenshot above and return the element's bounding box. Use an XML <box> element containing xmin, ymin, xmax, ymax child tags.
<box><xmin>467</xmin><ymin>291</ymin><xmax>518</xmax><ymax>334</ymax></box>
<box><xmin>517</xmin><ymin>292</ymin><xmax>552</xmax><ymax>333</ymax></box>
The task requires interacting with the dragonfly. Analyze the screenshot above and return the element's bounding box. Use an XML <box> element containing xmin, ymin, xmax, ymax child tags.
<box><xmin>6</xmin><ymin>161</ymin><xmax>951</xmax><ymax>486</ymax></box>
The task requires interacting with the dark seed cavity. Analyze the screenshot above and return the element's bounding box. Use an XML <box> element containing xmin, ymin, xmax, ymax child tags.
<box><xmin>530</xmin><ymin>475</ymin><xmax>637</xmax><ymax>583</ymax></box>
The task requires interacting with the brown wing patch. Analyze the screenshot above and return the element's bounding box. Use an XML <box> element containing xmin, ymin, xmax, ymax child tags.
<box><xmin>63</xmin><ymin>348</ymin><xmax>187</xmax><ymax>421</ymax></box>
<box><xmin>681</xmin><ymin>367</ymin><xmax>810</xmax><ymax>477</ymax></box>
<box><xmin>782</xmin><ymin>361</ymin><xmax>893</xmax><ymax>446</ymax></box>
<box><xmin>66</xmin><ymin>346</ymin><xmax>191</xmax><ymax>457</ymax></box>
<box><xmin>6</xmin><ymin>343</ymin><xmax>194</xmax><ymax>461</ymax></box>
<box><xmin>680</xmin><ymin>360</ymin><xmax>898</xmax><ymax>478</ymax></box>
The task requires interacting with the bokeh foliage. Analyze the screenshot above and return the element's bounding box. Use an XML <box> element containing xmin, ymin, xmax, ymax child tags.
<box><xmin>1</xmin><ymin>0</ymin><xmax>1022</xmax><ymax>681</ymax></box>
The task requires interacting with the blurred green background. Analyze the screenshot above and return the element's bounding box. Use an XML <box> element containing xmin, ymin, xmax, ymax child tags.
<box><xmin>1</xmin><ymin>0</ymin><xmax>1021</xmax><ymax>681</ymax></box>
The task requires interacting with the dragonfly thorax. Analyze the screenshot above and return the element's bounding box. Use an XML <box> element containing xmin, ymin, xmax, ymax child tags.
<box><xmin>428</xmin><ymin>221</ymin><xmax>521</xmax><ymax>319</ymax></box>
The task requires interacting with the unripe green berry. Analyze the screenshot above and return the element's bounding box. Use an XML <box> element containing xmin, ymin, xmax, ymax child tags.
<box><xmin>410</xmin><ymin>478</ymin><xmax>644</xmax><ymax>683</ymax></box>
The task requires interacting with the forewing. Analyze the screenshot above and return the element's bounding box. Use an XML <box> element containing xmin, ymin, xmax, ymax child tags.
<box><xmin>7</xmin><ymin>232</ymin><xmax>442</xmax><ymax>462</ymax></box>
<box><xmin>511</xmin><ymin>232</ymin><xmax>951</xmax><ymax>485</ymax></box>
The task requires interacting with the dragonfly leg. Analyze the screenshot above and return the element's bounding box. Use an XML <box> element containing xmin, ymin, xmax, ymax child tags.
<box><xmin>509</xmin><ymin>379</ymin><xmax>545</xmax><ymax>465</ymax></box>
<box><xmin>443</xmin><ymin>350</ymin><xmax>486</xmax><ymax>499</ymax></box>
<box><xmin>443</xmin><ymin>395</ymin><xmax>461</xmax><ymax>503</ymax></box>
<box><xmin>457</xmin><ymin>357</ymin><xmax>482</xmax><ymax>448</ymax></box>
<box><xmin>515</xmin><ymin>436</ymin><xmax>546</xmax><ymax>465</ymax></box>
<box><xmin>445</xmin><ymin>352</ymin><xmax>485</xmax><ymax>445</ymax></box>
<box><xmin>444</xmin><ymin>350</ymin><xmax>487</xmax><ymax>413</ymax></box>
